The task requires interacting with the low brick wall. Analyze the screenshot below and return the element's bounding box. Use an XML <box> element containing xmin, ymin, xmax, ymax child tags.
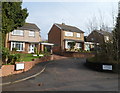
<box><xmin>1</xmin><ymin>55</ymin><xmax>67</xmax><ymax>77</ymax></box>
<box><xmin>1</xmin><ymin>56</ymin><xmax>52</xmax><ymax>77</ymax></box>
<box><xmin>60</xmin><ymin>52</ymin><xmax>95</xmax><ymax>58</ymax></box>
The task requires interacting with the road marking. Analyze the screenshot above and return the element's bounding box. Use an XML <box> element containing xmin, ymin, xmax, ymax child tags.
<box><xmin>1</xmin><ymin>67</ymin><xmax>46</xmax><ymax>86</ymax></box>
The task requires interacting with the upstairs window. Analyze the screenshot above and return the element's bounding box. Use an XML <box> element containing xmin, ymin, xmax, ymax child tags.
<box><xmin>91</xmin><ymin>38</ymin><xmax>94</xmax><ymax>41</ymax></box>
<box><xmin>104</xmin><ymin>36</ymin><xmax>109</xmax><ymax>42</ymax></box>
<box><xmin>76</xmin><ymin>33</ymin><xmax>80</xmax><ymax>38</ymax></box>
<box><xmin>29</xmin><ymin>31</ymin><xmax>35</xmax><ymax>37</ymax></box>
<box><xmin>12</xmin><ymin>30</ymin><xmax>23</xmax><ymax>36</ymax></box>
<box><xmin>65</xmin><ymin>32</ymin><xmax>73</xmax><ymax>37</ymax></box>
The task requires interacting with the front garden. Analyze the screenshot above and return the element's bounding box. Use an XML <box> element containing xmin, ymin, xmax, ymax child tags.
<box><xmin>2</xmin><ymin>47</ymin><xmax>51</xmax><ymax>65</ymax></box>
<box><xmin>86</xmin><ymin>42</ymin><xmax>119</xmax><ymax>73</ymax></box>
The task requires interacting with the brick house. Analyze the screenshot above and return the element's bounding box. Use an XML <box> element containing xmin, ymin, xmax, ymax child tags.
<box><xmin>5</xmin><ymin>23</ymin><xmax>41</xmax><ymax>53</ymax></box>
<box><xmin>85</xmin><ymin>30</ymin><xmax>112</xmax><ymax>51</ymax></box>
<box><xmin>48</xmin><ymin>23</ymin><xmax>84</xmax><ymax>53</ymax></box>
<box><xmin>86</xmin><ymin>30</ymin><xmax>112</xmax><ymax>44</ymax></box>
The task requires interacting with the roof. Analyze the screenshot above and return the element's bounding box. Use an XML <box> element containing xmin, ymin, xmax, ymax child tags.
<box><xmin>95</xmin><ymin>30</ymin><xmax>112</xmax><ymax>37</ymax></box>
<box><xmin>55</xmin><ymin>23</ymin><xmax>84</xmax><ymax>33</ymax></box>
<box><xmin>17</xmin><ymin>23</ymin><xmax>40</xmax><ymax>31</ymax></box>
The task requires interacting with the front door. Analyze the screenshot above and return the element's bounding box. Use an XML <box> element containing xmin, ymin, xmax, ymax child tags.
<box><xmin>29</xmin><ymin>44</ymin><xmax>35</xmax><ymax>53</ymax></box>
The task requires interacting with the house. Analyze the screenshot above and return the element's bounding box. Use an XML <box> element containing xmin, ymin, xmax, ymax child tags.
<box><xmin>5</xmin><ymin>23</ymin><xmax>41</xmax><ymax>53</ymax></box>
<box><xmin>85</xmin><ymin>30</ymin><xmax>112</xmax><ymax>51</ymax></box>
<box><xmin>86</xmin><ymin>30</ymin><xmax>112</xmax><ymax>44</ymax></box>
<box><xmin>48</xmin><ymin>23</ymin><xmax>84</xmax><ymax>53</ymax></box>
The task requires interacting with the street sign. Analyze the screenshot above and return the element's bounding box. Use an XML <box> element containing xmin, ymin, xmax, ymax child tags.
<box><xmin>102</xmin><ymin>65</ymin><xmax>112</xmax><ymax>70</ymax></box>
<box><xmin>16</xmin><ymin>63</ymin><xmax>25</xmax><ymax>70</ymax></box>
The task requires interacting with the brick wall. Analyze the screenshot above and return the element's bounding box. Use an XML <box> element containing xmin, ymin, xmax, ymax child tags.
<box><xmin>48</xmin><ymin>24</ymin><xmax>61</xmax><ymax>52</ymax></box>
<box><xmin>1</xmin><ymin>56</ymin><xmax>52</xmax><ymax>77</ymax></box>
<box><xmin>1</xmin><ymin>55</ymin><xmax>67</xmax><ymax>77</ymax></box>
<box><xmin>60</xmin><ymin>52</ymin><xmax>95</xmax><ymax>58</ymax></box>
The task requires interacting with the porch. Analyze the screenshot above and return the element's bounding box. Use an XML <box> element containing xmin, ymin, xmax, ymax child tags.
<box><xmin>63</xmin><ymin>39</ymin><xmax>84</xmax><ymax>52</ymax></box>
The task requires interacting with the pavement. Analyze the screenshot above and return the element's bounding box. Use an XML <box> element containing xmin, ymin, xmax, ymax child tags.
<box><xmin>2</xmin><ymin>58</ymin><xmax>118</xmax><ymax>91</ymax></box>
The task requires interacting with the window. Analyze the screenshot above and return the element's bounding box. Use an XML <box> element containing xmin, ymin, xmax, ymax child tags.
<box><xmin>11</xmin><ymin>42</ymin><xmax>24</xmax><ymax>51</ymax></box>
<box><xmin>104</xmin><ymin>36</ymin><xmax>109</xmax><ymax>42</ymax></box>
<box><xmin>76</xmin><ymin>33</ymin><xmax>80</xmax><ymax>37</ymax></box>
<box><xmin>65</xmin><ymin>41</ymin><xmax>73</xmax><ymax>48</ymax></box>
<box><xmin>29</xmin><ymin>31</ymin><xmax>35</xmax><ymax>37</ymax></box>
<box><xmin>76</xmin><ymin>43</ymin><xmax>82</xmax><ymax>49</ymax></box>
<box><xmin>91</xmin><ymin>38</ymin><xmax>94</xmax><ymax>41</ymax></box>
<box><xmin>12</xmin><ymin>30</ymin><xmax>23</xmax><ymax>36</ymax></box>
<box><xmin>65</xmin><ymin>32</ymin><xmax>73</xmax><ymax>37</ymax></box>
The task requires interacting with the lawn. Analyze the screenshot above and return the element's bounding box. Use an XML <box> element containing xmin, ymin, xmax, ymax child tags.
<box><xmin>19</xmin><ymin>53</ymin><xmax>41</xmax><ymax>62</ymax></box>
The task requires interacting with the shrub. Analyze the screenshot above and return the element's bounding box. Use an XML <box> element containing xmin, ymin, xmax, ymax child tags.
<box><xmin>2</xmin><ymin>47</ymin><xmax>21</xmax><ymax>65</ymax></box>
<box><xmin>2</xmin><ymin>47</ymin><xmax>10</xmax><ymax>64</ymax></box>
<box><xmin>12</xmin><ymin>48</ymin><xmax>17</xmax><ymax>51</ymax></box>
<box><xmin>7</xmin><ymin>53</ymin><xmax>21</xmax><ymax>64</ymax></box>
<box><xmin>34</xmin><ymin>47</ymin><xmax>37</xmax><ymax>54</ymax></box>
<box><xmin>44</xmin><ymin>47</ymin><xmax>48</xmax><ymax>53</ymax></box>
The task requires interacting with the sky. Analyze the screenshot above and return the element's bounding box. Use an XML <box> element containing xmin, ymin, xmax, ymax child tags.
<box><xmin>22</xmin><ymin>1</ymin><xmax>118</xmax><ymax>40</ymax></box>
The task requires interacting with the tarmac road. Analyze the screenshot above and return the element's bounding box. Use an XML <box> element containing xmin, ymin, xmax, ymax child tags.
<box><xmin>3</xmin><ymin>58</ymin><xmax>118</xmax><ymax>91</ymax></box>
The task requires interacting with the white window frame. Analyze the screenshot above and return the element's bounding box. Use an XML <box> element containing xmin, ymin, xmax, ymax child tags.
<box><xmin>65</xmin><ymin>40</ymin><xmax>74</xmax><ymax>49</ymax></box>
<box><xmin>65</xmin><ymin>32</ymin><xmax>73</xmax><ymax>37</ymax></box>
<box><xmin>29</xmin><ymin>31</ymin><xmax>35</xmax><ymax>37</ymax></box>
<box><xmin>11</xmin><ymin>42</ymin><xmax>24</xmax><ymax>51</ymax></box>
<box><xmin>12</xmin><ymin>30</ymin><xmax>24</xmax><ymax>36</ymax></box>
<box><xmin>76</xmin><ymin>33</ymin><xmax>80</xmax><ymax>38</ymax></box>
<box><xmin>76</xmin><ymin>43</ymin><xmax>82</xmax><ymax>49</ymax></box>
<box><xmin>104</xmin><ymin>36</ymin><xmax>109</xmax><ymax>41</ymax></box>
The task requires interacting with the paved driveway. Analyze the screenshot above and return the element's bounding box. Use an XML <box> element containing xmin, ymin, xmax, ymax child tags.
<box><xmin>3</xmin><ymin>58</ymin><xmax>118</xmax><ymax>91</ymax></box>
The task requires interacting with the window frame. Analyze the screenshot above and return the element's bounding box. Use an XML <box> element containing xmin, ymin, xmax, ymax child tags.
<box><xmin>76</xmin><ymin>33</ymin><xmax>81</xmax><ymax>38</ymax></box>
<box><xmin>29</xmin><ymin>31</ymin><xmax>35</xmax><ymax>37</ymax></box>
<box><xmin>65</xmin><ymin>32</ymin><xmax>73</xmax><ymax>37</ymax></box>
<box><xmin>12</xmin><ymin>30</ymin><xmax>24</xmax><ymax>36</ymax></box>
<box><xmin>11</xmin><ymin>42</ymin><xmax>24</xmax><ymax>51</ymax></box>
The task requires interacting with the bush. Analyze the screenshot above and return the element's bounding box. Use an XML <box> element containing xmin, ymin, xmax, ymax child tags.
<box><xmin>2</xmin><ymin>47</ymin><xmax>21</xmax><ymax>65</ymax></box>
<box><xmin>44</xmin><ymin>47</ymin><xmax>48</xmax><ymax>53</ymax></box>
<box><xmin>7</xmin><ymin>53</ymin><xmax>21</xmax><ymax>65</ymax></box>
<box><xmin>34</xmin><ymin>47</ymin><xmax>37</xmax><ymax>54</ymax></box>
<box><xmin>2</xmin><ymin>47</ymin><xmax>10</xmax><ymax>64</ymax></box>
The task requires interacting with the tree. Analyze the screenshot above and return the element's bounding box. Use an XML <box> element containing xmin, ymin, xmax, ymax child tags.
<box><xmin>2</xmin><ymin>2</ymin><xmax>28</xmax><ymax>47</ymax></box>
<box><xmin>113</xmin><ymin>12</ymin><xmax>120</xmax><ymax>61</ymax></box>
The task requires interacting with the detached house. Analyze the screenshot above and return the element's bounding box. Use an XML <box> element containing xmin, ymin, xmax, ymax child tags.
<box><xmin>86</xmin><ymin>30</ymin><xmax>112</xmax><ymax>44</ymax></box>
<box><xmin>48</xmin><ymin>23</ymin><xmax>84</xmax><ymax>53</ymax></box>
<box><xmin>85</xmin><ymin>30</ymin><xmax>112</xmax><ymax>51</ymax></box>
<box><xmin>5</xmin><ymin>23</ymin><xmax>41</xmax><ymax>53</ymax></box>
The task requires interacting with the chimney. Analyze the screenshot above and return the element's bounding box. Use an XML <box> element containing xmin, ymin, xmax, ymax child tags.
<box><xmin>62</xmin><ymin>23</ymin><xmax>65</xmax><ymax>25</ymax></box>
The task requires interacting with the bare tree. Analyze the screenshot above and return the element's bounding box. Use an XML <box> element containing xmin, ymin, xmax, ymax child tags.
<box><xmin>86</xmin><ymin>14</ymin><xmax>98</xmax><ymax>34</ymax></box>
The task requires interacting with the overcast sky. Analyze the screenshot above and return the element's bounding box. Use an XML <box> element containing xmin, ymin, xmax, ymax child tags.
<box><xmin>22</xmin><ymin>1</ymin><xmax>118</xmax><ymax>40</ymax></box>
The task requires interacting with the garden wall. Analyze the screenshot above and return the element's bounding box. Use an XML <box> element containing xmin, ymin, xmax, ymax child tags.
<box><xmin>1</xmin><ymin>56</ymin><xmax>52</xmax><ymax>77</ymax></box>
<box><xmin>85</xmin><ymin>59</ymin><xmax>119</xmax><ymax>73</ymax></box>
<box><xmin>59</xmin><ymin>52</ymin><xmax>95</xmax><ymax>58</ymax></box>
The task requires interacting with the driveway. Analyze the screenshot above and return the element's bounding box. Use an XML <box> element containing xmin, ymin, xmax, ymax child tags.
<box><xmin>3</xmin><ymin>58</ymin><xmax>118</xmax><ymax>91</ymax></box>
